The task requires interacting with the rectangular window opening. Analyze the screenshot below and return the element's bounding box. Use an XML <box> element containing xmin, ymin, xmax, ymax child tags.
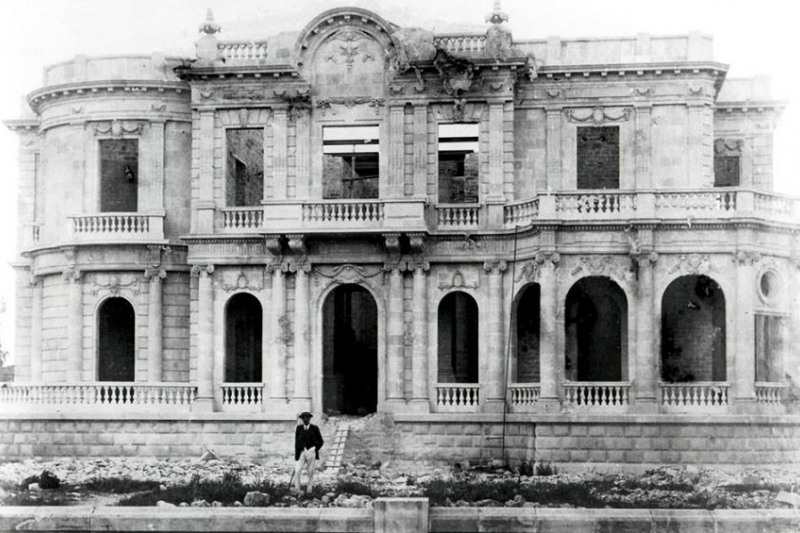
<box><xmin>100</xmin><ymin>139</ymin><xmax>139</xmax><ymax>213</ymax></box>
<box><xmin>226</xmin><ymin>129</ymin><xmax>264</xmax><ymax>206</ymax></box>
<box><xmin>755</xmin><ymin>314</ymin><xmax>784</xmax><ymax>382</ymax></box>
<box><xmin>438</xmin><ymin>123</ymin><xmax>479</xmax><ymax>203</ymax></box>
<box><xmin>577</xmin><ymin>126</ymin><xmax>619</xmax><ymax>190</ymax></box>
<box><xmin>323</xmin><ymin>125</ymin><xmax>379</xmax><ymax>199</ymax></box>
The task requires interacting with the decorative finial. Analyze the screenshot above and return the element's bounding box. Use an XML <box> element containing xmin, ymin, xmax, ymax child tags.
<box><xmin>485</xmin><ymin>0</ymin><xmax>509</xmax><ymax>25</ymax></box>
<box><xmin>199</xmin><ymin>8</ymin><xmax>221</xmax><ymax>35</ymax></box>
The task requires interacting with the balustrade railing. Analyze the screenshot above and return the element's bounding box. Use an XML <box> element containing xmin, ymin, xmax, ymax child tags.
<box><xmin>303</xmin><ymin>201</ymin><xmax>384</xmax><ymax>224</ymax></box>
<box><xmin>222</xmin><ymin>207</ymin><xmax>264</xmax><ymax>230</ymax></box>
<box><xmin>435</xmin><ymin>384</ymin><xmax>480</xmax><ymax>409</ymax></box>
<box><xmin>436</xmin><ymin>204</ymin><xmax>480</xmax><ymax>228</ymax></box>
<box><xmin>504</xmin><ymin>199</ymin><xmax>539</xmax><ymax>226</ymax></box>
<box><xmin>221</xmin><ymin>383</ymin><xmax>264</xmax><ymax>407</ymax></box>
<box><xmin>218</xmin><ymin>41</ymin><xmax>269</xmax><ymax>61</ymax></box>
<box><xmin>556</xmin><ymin>192</ymin><xmax>638</xmax><ymax>216</ymax></box>
<box><xmin>655</xmin><ymin>190</ymin><xmax>737</xmax><ymax>212</ymax></box>
<box><xmin>755</xmin><ymin>382</ymin><xmax>785</xmax><ymax>405</ymax></box>
<box><xmin>434</xmin><ymin>34</ymin><xmax>487</xmax><ymax>53</ymax></box>
<box><xmin>0</xmin><ymin>382</ymin><xmax>197</xmax><ymax>407</ymax></box>
<box><xmin>754</xmin><ymin>192</ymin><xmax>795</xmax><ymax>219</ymax></box>
<box><xmin>563</xmin><ymin>382</ymin><xmax>631</xmax><ymax>407</ymax></box>
<box><xmin>72</xmin><ymin>214</ymin><xmax>150</xmax><ymax>234</ymax></box>
<box><xmin>660</xmin><ymin>382</ymin><xmax>729</xmax><ymax>408</ymax></box>
<box><xmin>507</xmin><ymin>384</ymin><xmax>540</xmax><ymax>407</ymax></box>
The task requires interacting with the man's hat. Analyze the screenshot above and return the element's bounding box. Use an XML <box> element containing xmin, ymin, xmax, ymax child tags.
<box><xmin>299</xmin><ymin>411</ymin><xmax>313</xmax><ymax>419</ymax></box>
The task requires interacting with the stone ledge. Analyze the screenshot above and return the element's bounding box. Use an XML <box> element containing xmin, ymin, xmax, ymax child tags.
<box><xmin>394</xmin><ymin>412</ymin><xmax>800</xmax><ymax>425</ymax></box>
<box><xmin>0</xmin><ymin>412</ymin><xmax>298</xmax><ymax>422</ymax></box>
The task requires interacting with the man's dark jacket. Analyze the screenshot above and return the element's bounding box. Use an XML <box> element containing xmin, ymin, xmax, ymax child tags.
<box><xmin>294</xmin><ymin>424</ymin><xmax>324</xmax><ymax>460</ymax></box>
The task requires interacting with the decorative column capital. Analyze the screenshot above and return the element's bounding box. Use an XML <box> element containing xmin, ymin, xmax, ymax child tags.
<box><xmin>61</xmin><ymin>268</ymin><xmax>82</xmax><ymax>283</ymax></box>
<box><xmin>144</xmin><ymin>268</ymin><xmax>167</xmax><ymax>281</ymax></box>
<box><xmin>383</xmin><ymin>261</ymin><xmax>408</xmax><ymax>274</ymax></box>
<box><xmin>284</xmin><ymin>262</ymin><xmax>312</xmax><ymax>274</ymax></box>
<box><xmin>28</xmin><ymin>273</ymin><xmax>40</xmax><ymax>287</ymax></box>
<box><xmin>410</xmin><ymin>261</ymin><xmax>430</xmax><ymax>274</ymax></box>
<box><xmin>732</xmin><ymin>250</ymin><xmax>761</xmax><ymax>266</ymax></box>
<box><xmin>632</xmin><ymin>251</ymin><xmax>659</xmax><ymax>269</ymax></box>
<box><xmin>191</xmin><ymin>264</ymin><xmax>214</xmax><ymax>278</ymax></box>
<box><xmin>483</xmin><ymin>260</ymin><xmax>508</xmax><ymax>274</ymax></box>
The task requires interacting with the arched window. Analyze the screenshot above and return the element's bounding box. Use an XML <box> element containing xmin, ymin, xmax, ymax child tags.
<box><xmin>97</xmin><ymin>297</ymin><xmax>136</xmax><ymax>381</ymax></box>
<box><xmin>437</xmin><ymin>292</ymin><xmax>479</xmax><ymax>383</ymax></box>
<box><xmin>565</xmin><ymin>277</ymin><xmax>628</xmax><ymax>381</ymax></box>
<box><xmin>225</xmin><ymin>293</ymin><xmax>263</xmax><ymax>383</ymax></box>
<box><xmin>513</xmin><ymin>284</ymin><xmax>540</xmax><ymax>383</ymax></box>
<box><xmin>661</xmin><ymin>275</ymin><xmax>726</xmax><ymax>382</ymax></box>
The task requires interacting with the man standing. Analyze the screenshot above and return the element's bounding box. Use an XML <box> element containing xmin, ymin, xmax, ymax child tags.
<box><xmin>294</xmin><ymin>411</ymin><xmax>324</xmax><ymax>494</ymax></box>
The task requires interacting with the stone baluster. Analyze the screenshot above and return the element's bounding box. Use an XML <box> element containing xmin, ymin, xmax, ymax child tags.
<box><xmin>293</xmin><ymin>264</ymin><xmax>311</xmax><ymax>404</ymax></box>
<box><xmin>30</xmin><ymin>275</ymin><xmax>43</xmax><ymax>382</ymax></box>
<box><xmin>537</xmin><ymin>252</ymin><xmax>560</xmax><ymax>409</ymax></box>
<box><xmin>64</xmin><ymin>269</ymin><xmax>83</xmax><ymax>382</ymax></box>
<box><xmin>270</xmin><ymin>265</ymin><xmax>287</xmax><ymax>400</ymax></box>
<box><xmin>410</xmin><ymin>262</ymin><xmax>430</xmax><ymax>410</ymax></box>
<box><xmin>633</xmin><ymin>252</ymin><xmax>659</xmax><ymax>411</ymax></box>
<box><xmin>385</xmin><ymin>263</ymin><xmax>406</xmax><ymax>406</ymax></box>
<box><xmin>483</xmin><ymin>261</ymin><xmax>507</xmax><ymax>410</ymax></box>
<box><xmin>193</xmin><ymin>265</ymin><xmax>215</xmax><ymax>410</ymax></box>
<box><xmin>145</xmin><ymin>268</ymin><xmax>166</xmax><ymax>383</ymax></box>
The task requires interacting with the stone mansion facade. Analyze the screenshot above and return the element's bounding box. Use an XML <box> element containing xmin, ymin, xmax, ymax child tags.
<box><xmin>2</xmin><ymin>6</ymin><xmax>798</xmax><ymax>465</ymax></box>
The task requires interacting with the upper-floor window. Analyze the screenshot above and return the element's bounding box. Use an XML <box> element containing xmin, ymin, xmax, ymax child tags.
<box><xmin>100</xmin><ymin>139</ymin><xmax>138</xmax><ymax>212</ymax></box>
<box><xmin>714</xmin><ymin>139</ymin><xmax>742</xmax><ymax>187</ymax></box>
<box><xmin>226</xmin><ymin>129</ymin><xmax>264</xmax><ymax>206</ymax></box>
<box><xmin>323</xmin><ymin>125</ymin><xmax>379</xmax><ymax>199</ymax></box>
<box><xmin>438</xmin><ymin>123</ymin><xmax>479</xmax><ymax>203</ymax></box>
<box><xmin>577</xmin><ymin>126</ymin><xmax>619</xmax><ymax>190</ymax></box>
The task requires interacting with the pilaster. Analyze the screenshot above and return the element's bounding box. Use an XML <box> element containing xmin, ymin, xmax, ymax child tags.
<box><xmin>633</xmin><ymin>251</ymin><xmax>659</xmax><ymax>412</ymax></box>
<box><xmin>293</xmin><ymin>264</ymin><xmax>311</xmax><ymax>407</ymax></box>
<box><xmin>413</xmin><ymin>104</ymin><xmax>428</xmax><ymax>198</ymax></box>
<box><xmin>148</xmin><ymin>120</ymin><xmax>166</xmax><ymax>211</ymax></box>
<box><xmin>294</xmin><ymin>110</ymin><xmax>310</xmax><ymax>199</ymax></box>
<box><xmin>192</xmin><ymin>264</ymin><xmax>215</xmax><ymax>411</ymax></box>
<box><xmin>145</xmin><ymin>268</ymin><xmax>166</xmax><ymax>383</ymax></box>
<box><xmin>196</xmin><ymin>110</ymin><xmax>215</xmax><ymax>233</ymax></box>
<box><xmin>545</xmin><ymin>107</ymin><xmax>562</xmax><ymax>191</ymax></box>
<box><xmin>487</xmin><ymin>103</ymin><xmax>505</xmax><ymax>202</ymax></box>
<box><xmin>409</xmin><ymin>262</ymin><xmax>431</xmax><ymax>412</ymax></box>
<box><xmin>269</xmin><ymin>264</ymin><xmax>288</xmax><ymax>401</ymax></box>
<box><xmin>385</xmin><ymin>263</ymin><xmax>406</xmax><ymax>407</ymax></box>
<box><xmin>63</xmin><ymin>268</ymin><xmax>83</xmax><ymax>382</ymax></box>
<box><xmin>634</xmin><ymin>104</ymin><xmax>652</xmax><ymax>189</ymax></box>
<box><xmin>388</xmin><ymin>105</ymin><xmax>405</xmax><ymax>198</ymax></box>
<box><xmin>30</xmin><ymin>275</ymin><xmax>43</xmax><ymax>382</ymax></box>
<box><xmin>272</xmin><ymin>108</ymin><xmax>288</xmax><ymax>200</ymax></box>
<box><xmin>537</xmin><ymin>252</ymin><xmax>560</xmax><ymax>410</ymax></box>
<box><xmin>482</xmin><ymin>260</ymin><xmax>507</xmax><ymax>411</ymax></box>
<box><xmin>732</xmin><ymin>249</ymin><xmax>759</xmax><ymax>412</ymax></box>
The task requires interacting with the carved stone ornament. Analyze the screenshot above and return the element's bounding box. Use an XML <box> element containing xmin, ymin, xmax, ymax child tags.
<box><xmin>430</xmin><ymin>102</ymin><xmax>485</xmax><ymax>123</ymax></box>
<box><xmin>92</xmin><ymin>275</ymin><xmax>141</xmax><ymax>296</ymax></box>
<box><xmin>222</xmin><ymin>272</ymin><xmax>264</xmax><ymax>292</ymax></box>
<box><xmin>438</xmin><ymin>269</ymin><xmax>479</xmax><ymax>290</ymax></box>
<box><xmin>221</xmin><ymin>89</ymin><xmax>264</xmax><ymax>101</ymax></box>
<box><xmin>265</xmin><ymin>236</ymin><xmax>283</xmax><ymax>258</ymax></box>
<box><xmin>313</xmin><ymin>264</ymin><xmax>383</xmax><ymax>286</ymax></box>
<box><xmin>144</xmin><ymin>268</ymin><xmax>167</xmax><ymax>282</ymax></box>
<box><xmin>286</xmin><ymin>234</ymin><xmax>307</xmax><ymax>258</ymax></box>
<box><xmin>563</xmin><ymin>106</ymin><xmax>633</xmax><ymax>125</ymax></box>
<box><xmin>483</xmin><ymin>261</ymin><xmax>508</xmax><ymax>274</ymax></box>
<box><xmin>190</xmin><ymin>264</ymin><xmax>215</xmax><ymax>277</ymax></box>
<box><xmin>325</xmin><ymin>28</ymin><xmax>375</xmax><ymax>72</ymax></box>
<box><xmin>515</xmin><ymin>252</ymin><xmax>559</xmax><ymax>283</ymax></box>
<box><xmin>668</xmin><ymin>254</ymin><xmax>713</xmax><ymax>275</ymax></box>
<box><xmin>408</xmin><ymin>233</ymin><xmax>427</xmax><ymax>256</ymax></box>
<box><xmin>61</xmin><ymin>267</ymin><xmax>82</xmax><ymax>283</ymax></box>
<box><xmin>570</xmin><ymin>255</ymin><xmax>631</xmax><ymax>282</ymax></box>
<box><xmin>731</xmin><ymin>250</ymin><xmax>762</xmax><ymax>266</ymax></box>
<box><xmin>714</xmin><ymin>139</ymin><xmax>743</xmax><ymax>156</ymax></box>
<box><xmin>93</xmin><ymin>120</ymin><xmax>145</xmax><ymax>138</ymax></box>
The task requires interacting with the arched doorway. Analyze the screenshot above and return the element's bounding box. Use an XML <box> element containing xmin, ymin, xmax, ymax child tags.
<box><xmin>513</xmin><ymin>284</ymin><xmax>540</xmax><ymax>382</ymax></box>
<box><xmin>661</xmin><ymin>275</ymin><xmax>726</xmax><ymax>382</ymax></box>
<box><xmin>225</xmin><ymin>293</ymin><xmax>263</xmax><ymax>383</ymax></box>
<box><xmin>565</xmin><ymin>277</ymin><xmax>628</xmax><ymax>381</ymax></box>
<box><xmin>437</xmin><ymin>291</ymin><xmax>479</xmax><ymax>383</ymax></box>
<box><xmin>97</xmin><ymin>297</ymin><xmax>135</xmax><ymax>381</ymax></box>
<box><xmin>322</xmin><ymin>284</ymin><xmax>378</xmax><ymax>415</ymax></box>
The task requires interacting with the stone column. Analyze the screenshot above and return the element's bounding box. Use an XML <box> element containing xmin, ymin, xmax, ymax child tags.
<box><xmin>293</xmin><ymin>265</ymin><xmax>311</xmax><ymax>405</ymax></box>
<box><xmin>483</xmin><ymin>261</ymin><xmax>507</xmax><ymax>410</ymax></box>
<box><xmin>413</xmin><ymin>104</ymin><xmax>427</xmax><ymax>198</ymax></box>
<box><xmin>64</xmin><ymin>269</ymin><xmax>83</xmax><ymax>382</ymax></box>
<box><xmin>145</xmin><ymin>268</ymin><xmax>166</xmax><ymax>383</ymax></box>
<box><xmin>272</xmin><ymin>108</ymin><xmax>288</xmax><ymax>200</ymax></box>
<box><xmin>193</xmin><ymin>264</ymin><xmax>215</xmax><ymax>410</ymax></box>
<box><xmin>195</xmin><ymin>110</ymin><xmax>215</xmax><ymax>233</ymax></box>
<box><xmin>634</xmin><ymin>253</ymin><xmax>659</xmax><ymax>412</ymax></box>
<box><xmin>634</xmin><ymin>104</ymin><xmax>652</xmax><ymax>189</ymax></box>
<box><xmin>388</xmin><ymin>105</ymin><xmax>405</xmax><ymax>198</ymax></box>
<box><xmin>537</xmin><ymin>253</ymin><xmax>560</xmax><ymax>410</ymax></box>
<box><xmin>733</xmin><ymin>250</ymin><xmax>758</xmax><ymax>411</ymax></box>
<box><xmin>270</xmin><ymin>265</ymin><xmax>287</xmax><ymax>400</ymax></box>
<box><xmin>385</xmin><ymin>264</ymin><xmax>406</xmax><ymax>406</ymax></box>
<box><xmin>30</xmin><ymin>275</ymin><xmax>43</xmax><ymax>382</ymax></box>
<box><xmin>545</xmin><ymin>107</ymin><xmax>562</xmax><ymax>191</ymax></box>
<box><xmin>410</xmin><ymin>262</ymin><xmax>430</xmax><ymax>410</ymax></box>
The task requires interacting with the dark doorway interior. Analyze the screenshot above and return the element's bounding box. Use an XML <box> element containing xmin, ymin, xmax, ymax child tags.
<box><xmin>661</xmin><ymin>275</ymin><xmax>726</xmax><ymax>382</ymax></box>
<box><xmin>322</xmin><ymin>285</ymin><xmax>378</xmax><ymax>415</ymax></box>
<box><xmin>225</xmin><ymin>293</ymin><xmax>263</xmax><ymax>383</ymax></box>
<box><xmin>100</xmin><ymin>139</ymin><xmax>138</xmax><ymax>212</ymax></box>
<box><xmin>97</xmin><ymin>297</ymin><xmax>136</xmax><ymax>381</ymax></box>
<box><xmin>565</xmin><ymin>277</ymin><xmax>627</xmax><ymax>381</ymax></box>
<box><xmin>515</xmin><ymin>284</ymin><xmax>541</xmax><ymax>382</ymax></box>
<box><xmin>437</xmin><ymin>291</ymin><xmax>479</xmax><ymax>383</ymax></box>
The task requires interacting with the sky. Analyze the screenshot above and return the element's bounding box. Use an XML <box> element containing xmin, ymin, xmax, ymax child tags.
<box><xmin>0</xmin><ymin>0</ymin><xmax>796</xmax><ymax>364</ymax></box>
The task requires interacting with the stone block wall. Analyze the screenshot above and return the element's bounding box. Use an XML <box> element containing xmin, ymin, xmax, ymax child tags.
<box><xmin>163</xmin><ymin>272</ymin><xmax>191</xmax><ymax>382</ymax></box>
<box><xmin>40</xmin><ymin>275</ymin><xmax>68</xmax><ymax>381</ymax></box>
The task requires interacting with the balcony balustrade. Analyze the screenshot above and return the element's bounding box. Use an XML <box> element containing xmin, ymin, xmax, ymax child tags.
<box><xmin>220</xmin><ymin>383</ymin><xmax>264</xmax><ymax>411</ymax></box>
<box><xmin>436</xmin><ymin>204</ymin><xmax>481</xmax><ymax>229</ymax></box>
<box><xmin>755</xmin><ymin>382</ymin><xmax>786</xmax><ymax>406</ymax></box>
<box><xmin>221</xmin><ymin>207</ymin><xmax>264</xmax><ymax>230</ymax></box>
<box><xmin>507</xmin><ymin>383</ymin><xmax>540</xmax><ymax>411</ymax></box>
<box><xmin>68</xmin><ymin>213</ymin><xmax>165</xmax><ymax>243</ymax></box>
<box><xmin>435</xmin><ymin>383</ymin><xmax>480</xmax><ymax>412</ymax></box>
<box><xmin>0</xmin><ymin>382</ymin><xmax>197</xmax><ymax>413</ymax></box>
<box><xmin>562</xmin><ymin>381</ymin><xmax>631</xmax><ymax>408</ymax></box>
<box><xmin>660</xmin><ymin>381</ymin><xmax>730</xmax><ymax>411</ymax></box>
<box><xmin>217</xmin><ymin>41</ymin><xmax>269</xmax><ymax>61</ymax></box>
